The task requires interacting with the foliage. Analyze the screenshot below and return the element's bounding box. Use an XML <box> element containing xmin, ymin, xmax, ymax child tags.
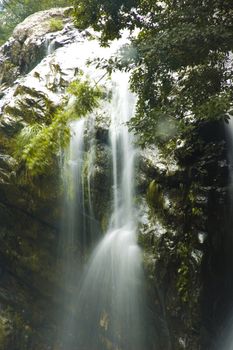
<box><xmin>0</xmin><ymin>0</ymin><xmax>73</xmax><ymax>45</ymax></box>
<box><xmin>73</xmin><ymin>0</ymin><xmax>139</xmax><ymax>44</ymax></box>
<box><xmin>0</xmin><ymin>10</ymin><xmax>16</xmax><ymax>45</ymax></box>
<box><xmin>176</xmin><ymin>242</ymin><xmax>191</xmax><ymax>303</ymax></box>
<box><xmin>49</xmin><ymin>18</ymin><xmax>64</xmax><ymax>32</ymax></box>
<box><xmin>1</xmin><ymin>0</ymin><xmax>72</xmax><ymax>19</ymax></box>
<box><xmin>13</xmin><ymin>123</ymin><xmax>43</xmax><ymax>158</ymax></box>
<box><xmin>74</xmin><ymin>0</ymin><xmax>233</xmax><ymax>147</ymax></box>
<box><xmin>14</xmin><ymin>77</ymin><xmax>102</xmax><ymax>176</ymax></box>
<box><xmin>67</xmin><ymin>78</ymin><xmax>102</xmax><ymax>115</ymax></box>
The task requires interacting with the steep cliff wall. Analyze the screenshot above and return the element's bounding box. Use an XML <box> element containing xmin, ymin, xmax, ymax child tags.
<box><xmin>0</xmin><ymin>8</ymin><xmax>78</xmax><ymax>349</ymax></box>
<box><xmin>138</xmin><ymin>121</ymin><xmax>229</xmax><ymax>349</ymax></box>
<box><xmin>0</xmin><ymin>7</ymin><xmax>230</xmax><ymax>350</ymax></box>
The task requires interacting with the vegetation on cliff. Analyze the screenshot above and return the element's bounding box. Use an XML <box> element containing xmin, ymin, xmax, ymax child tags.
<box><xmin>13</xmin><ymin>75</ymin><xmax>102</xmax><ymax>176</ymax></box>
<box><xmin>72</xmin><ymin>2</ymin><xmax>233</xmax><ymax>346</ymax></box>
<box><xmin>0</xmin><ymin>0</ymin><xmax>73</xmax><ymax>45</ymax></box>
<box><xmin>0</xmin><ymin>2</ymin><xmax>232</xmax><ymax>349</ymax></box>
<box><xmin>74</xmin><ymin>0</ymin><xmax>233</xmax><ymax>147</ymax></box>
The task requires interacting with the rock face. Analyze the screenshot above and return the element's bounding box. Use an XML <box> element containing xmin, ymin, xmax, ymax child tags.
<box><xmin>0</xmin><ymin>7</ymin><xmax>230</xmax><ymax>350</ymax></box>
<box><xmin>0</xmin><ymin>8</ymin><xmax>132</xmax><ymax>349</ymax></box>
<box><xmin>138</xmin><ymin>121</ymin><xmax>230</xmax><ymax>350</ymax></box>
<box><xmin>0</xmin><ymin>7</ymin><xmax>73</xmax><ymax>86</ymax></box>
<box><xmin>0</xmin><ymin>8</ymin><xmax>81</xmax><ymax>350</ymax></box>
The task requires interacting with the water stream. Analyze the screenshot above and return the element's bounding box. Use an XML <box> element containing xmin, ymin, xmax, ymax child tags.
<box><xmin>56</xmin><ymin>36</ymin><xmax>147</xmax><ymax>350</ymax></box>
<box><xmin>74</xmin><ymin>72</ymin><xmax>147</xmax><ymax>350</ymax></box>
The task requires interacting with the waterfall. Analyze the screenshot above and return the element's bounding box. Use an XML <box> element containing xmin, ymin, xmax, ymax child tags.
<box><xmin>56</xmin><ymin>36</ymin><xmax>147</xmax><ymax>350</ymax></box>
<box><xmin>57</xmin><ymin>118</ymin><xmax>86</xmax><ymax>349</ymax></box>
<box><xmin>74</xmin><ymin>72</ymin><xmax>147</xmax><ymax>350</ymax></box>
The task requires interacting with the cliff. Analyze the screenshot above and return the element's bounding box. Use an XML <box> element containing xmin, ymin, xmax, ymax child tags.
<box><xmin>0</xmin><ymin>7</ymin><xmax>230</xmax><ymax>350</ymax></box>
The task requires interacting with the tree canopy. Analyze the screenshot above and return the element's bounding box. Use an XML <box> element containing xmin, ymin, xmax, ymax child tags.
<box><xmin>74</xmin><ymin>0</ymin><xmax>233</xmax><ymax>147</ymax></box>
<box><xmin>1</xmin><ymin>0</ymin><xmax>233</xmax><ymax>149</ymax></box>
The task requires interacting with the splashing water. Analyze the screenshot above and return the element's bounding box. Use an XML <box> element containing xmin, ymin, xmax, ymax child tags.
<box><xmin>56</xmin><ymin>34</ymin><xmax>147</xmax><ymax>350</ymax></box>
<box><xmin>74</xmin><ymin>73</ymin><xmax>147</xmax><ymax>350</ymax></box>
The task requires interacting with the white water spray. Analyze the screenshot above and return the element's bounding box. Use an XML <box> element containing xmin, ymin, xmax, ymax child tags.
<box><xmin>55</xmin><ymin>33</ymin><xmax>147</xmax><ymax>350</ymax></box>
<box><xmin>73</xmin><ymin>72</ymin><xmax>147</xmax><ymax>350</ymax></box>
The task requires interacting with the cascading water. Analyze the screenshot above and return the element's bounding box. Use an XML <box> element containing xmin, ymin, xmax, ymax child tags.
<box><xmin>56</xmin><ymin>34</ymin><xmax>148</xmax><ymax>350</ymax></box>
<box><xmin>58</xmin><ymin>118</ymin><xmax>86</xmax><ymax>349</ymax></box>
<box><xmin>57</xmin><ymin>114</ymin><xmax>102</xmax><ymax>349</ymax></box>
<box><xmin>74</xmin><ymin>72</ymin><xmax>147</xmax><ymax>350</ymax></box>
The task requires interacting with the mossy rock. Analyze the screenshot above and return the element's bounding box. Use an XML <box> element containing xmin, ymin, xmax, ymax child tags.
<box><xmin>0</xmin><ymin>315</ymin><xmax>11</xmax><ymax>349</ymax></box>
<box><xmin>0</xmin><ymin>60</ymin><xmax>19</xmax><ymax>86</ymax></box>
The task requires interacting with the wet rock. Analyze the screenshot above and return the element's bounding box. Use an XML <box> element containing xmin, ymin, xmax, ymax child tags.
<box><xmin>0</xmin><ymin>7</ymin><xmax>73</xmax><ymax>87</ymax></box>
<box><xmin>95</xmin><ymin>111</ymin><xmax>111</xmax><ymax>144</ymax></box>
<box><xmin>0</xmin><ymin>5</ymin><xmax>229</xmax><ymax>350</ymax></box>
<box><xmin>90</xmin><ymin>143</ymin><xmax>112</xmax><ymax>228</ymax></box>
<box><xmin>0</xmin><ymin>113</ymin><xmax>23</xmax><ymax>136</ymax></box>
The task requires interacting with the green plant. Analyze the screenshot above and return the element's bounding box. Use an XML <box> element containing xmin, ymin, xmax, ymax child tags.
<box><xmin>13</xmin><ymin>76</ymin><xmax>103</xmax><ymax>176</ymax></box>
<box><xmin>49</xmin><ymin>18</ymin><xmax>64</xmax><ymax>32</ymax></box>
<box><xmin>67</xmin><ymin>78</ymin><xmax>102</xmax><ymax>116</ymax></box>
<box><xmin>176</xmin><ymin>242</ymin><xmax>190</xmax><ymax>303</ymax></box>
<box><xmin>74</xmin><ymin>0</ymin><xmax>233</xmax><ymax>147</ymax></box>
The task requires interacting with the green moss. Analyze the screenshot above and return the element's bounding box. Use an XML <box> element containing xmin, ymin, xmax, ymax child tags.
<box><xmin>64</xmin><ymin>7</ymin><xmax>73</xmax><ymax>17</ymax></box>
<box><xmin>147</xmin><ymin>180</ymin><xmax>164</xmax><ymax>208</ymax></box>
<box><xmin>49</xmin><ymin>18</ymin><xmax>64</xmax><ymax>32</ymax></box>
<box><xmin>100</xmin><ymin>214</ymin><xmax>109</xmax><ymax>233</ymax></box>
<box><xmin>1</xmin><ymin>61</ymin><xmax>18</xmax><ymax>85</ymax></box>
<box><xmin>176</xmin><ymin>242</ymin><xmax>190</xmax><ymax>303</ymax></box>
<box><xmin>6</xmin><ymin>308</ymin><xmax>33</xmax><ymax>349</ymax></box>
<box><xmin>146</xmin><ymin>180</ymin><xmax>167</xmax><ymax>225</ymax></box>
<box><xmin>0</xmin><ymin>317</ymin><xmax>7</xmax><ymax>348</ymax></box>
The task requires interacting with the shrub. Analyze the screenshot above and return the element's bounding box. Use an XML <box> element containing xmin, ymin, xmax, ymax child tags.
<box><xmin>13</xmin><ymin>76</ymin><xmax>103</xmax><ymax>176</ymax></box>
<box><xmin>49</xmin><ymin>18</ymin><xmax>63</xmax><ymax>32</ymax></box>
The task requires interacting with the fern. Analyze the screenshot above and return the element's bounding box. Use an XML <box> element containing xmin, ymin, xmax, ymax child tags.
<box><xmin>13</xmin><ymin>76</ymin><xmax>103</xmax><ymax>176</ymax></box>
